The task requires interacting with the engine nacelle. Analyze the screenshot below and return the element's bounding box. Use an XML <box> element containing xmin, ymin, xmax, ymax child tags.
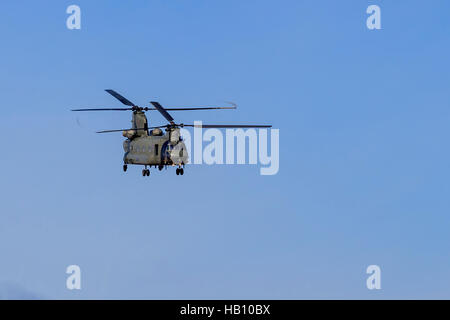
<box><xmin>151</xmin><ymin>128</ymin><xmax>163</xmax><ymax>136</ymax></box>
<box><xmin>122</xmin><ymin>130</ymin><xmax>136</xmax><ymax>139</ymax></box>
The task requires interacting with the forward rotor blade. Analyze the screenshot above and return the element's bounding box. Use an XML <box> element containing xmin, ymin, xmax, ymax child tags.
<box><xmin>96</xmin><ymin>123</ymin><xmax>271</xmax><ymax>133</ymax></box>
<box><xmin>72</xmin><ymin>108</ymin><xmax>132</xmax><ymax>111</ymax></box>
<box><xmin>182</xmin><ymin>124</ymin><xmax>272</xmax><ymax>128</ymax></box>
<box><xmin>96</xmin><ymin>126</ymin><xmax>166</xmax><ymax>134</ymax></box>
<box><xmin>105</xmin><ymin>89</ymin><xmax>137</xmax><ymax>107</ymax></box>
<box><xmin>150</xmin><ymin>101</ymin><xmax>175</xmax><ymax>124</ymax></box>
<box><xmin>97</xmin><ymin>129</ymin><xmax>134</xmax><ymax>133</ymax></box>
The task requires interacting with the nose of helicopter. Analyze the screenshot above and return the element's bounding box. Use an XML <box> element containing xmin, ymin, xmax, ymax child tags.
<box><xmin>168</xmin><ymin>141</ymin><xmax>189</xmax><ymax>165</ymax></box>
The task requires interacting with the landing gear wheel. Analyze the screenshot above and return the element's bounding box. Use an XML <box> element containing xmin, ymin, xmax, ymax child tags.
<box><xmin>158</xmin><ymin>165</ymin><xmax>163</xmax><ymax>171</ymax></box>
<box><xmin>123</xmin><ymin>165</ymin><xmax>128</xmax><ymax>172</ymax></box>
<box><xmin>176</xmin><ymin>168</ymin><xmax>180</xmax><ymax>175</ymax></box>
<box><xmin>142</xmin><ymin>169</ymin><xmax>146</xmax><ymax>177</ymax></box>
<box><xmin>180</xmin><ymin>168</ymin><xmax>184</xmax><ymax>175</ymax></box>
<box><xmin>146</xmin><ymin>169</ymin><xmax>150</xmax><ymax>176</ymax></box>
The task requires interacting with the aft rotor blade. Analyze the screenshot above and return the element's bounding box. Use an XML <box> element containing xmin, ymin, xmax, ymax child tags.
<box><xmin>182</xmin><ymin>124</ymin><xmax>272</xmax><ymax>128</ymax></box>
<box><xmin>159</xmin><ymin>106</ymin><xmax>236</xmax><ymax>111</ymax></box>
<box><xmin>71</xmin><ymin>108</ymin><xmax>132</xmax><ymax>111</ymax></box>
<box><xmin>105</xmin><ymin>89</ymin><xmax>137</xmax><ymax>107</ymax></box>
<box><xmin>160</xmin><ymin>102</ymin><xmax>237</xmax><ymax>111</ymax></box>
<box><xmin>150</xmin><ymin>101</ymin><xmax>175</xmax><ymax>124</ymax></box>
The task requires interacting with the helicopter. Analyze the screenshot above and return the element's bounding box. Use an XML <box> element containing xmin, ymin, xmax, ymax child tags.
<box><xmin>72</xmin><ymin>90</ymin><xmax>271</xmax><ymax>177</ymax></box>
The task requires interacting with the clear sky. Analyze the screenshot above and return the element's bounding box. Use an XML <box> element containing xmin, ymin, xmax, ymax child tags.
<box><xmin>0</xmin><ymin>0</ymin><xmax>450</xmax><ymax>299</ymax></box>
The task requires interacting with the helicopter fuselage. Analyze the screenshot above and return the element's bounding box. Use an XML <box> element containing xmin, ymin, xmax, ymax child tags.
<box><xmin>123</xmin><ymin>131</ymin><xmax>188</xmax><ymax>167</ymax></box>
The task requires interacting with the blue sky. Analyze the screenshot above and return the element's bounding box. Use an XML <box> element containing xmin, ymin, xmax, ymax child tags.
<box><xmin>0</xmin><ymin>0</ymin><xmax>450</xmax><ymax>299</ymax></box>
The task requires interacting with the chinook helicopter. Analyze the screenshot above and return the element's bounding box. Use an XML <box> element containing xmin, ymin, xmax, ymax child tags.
<box><xmin>72</xmin><ymin>90</ymin><xmax>271</xmax><ymax>177</ymax></box>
